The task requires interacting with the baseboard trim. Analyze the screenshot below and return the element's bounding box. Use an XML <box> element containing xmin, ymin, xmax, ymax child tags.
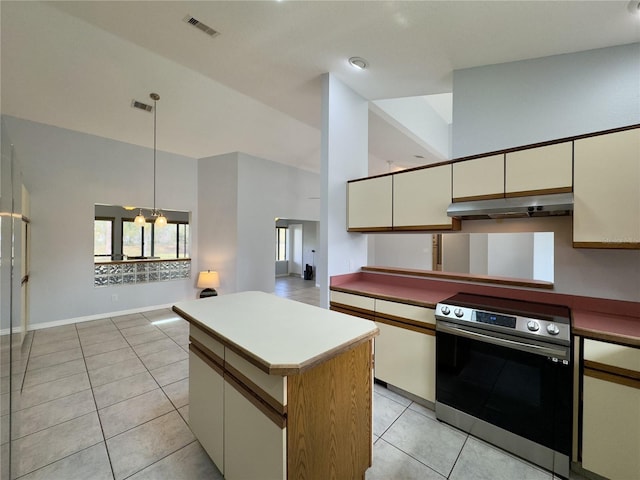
<box><xmin>21</xmin><ymin>303</ymin><xmax>176</xmax><ymax>332</ymax></box>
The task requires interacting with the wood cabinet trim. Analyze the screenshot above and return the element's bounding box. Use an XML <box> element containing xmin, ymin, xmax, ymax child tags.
<box><xmin>584</xmin><ymin>360</ymin><xmax>640</xmax><ymax>381</ymax></box>
<box><xmin>505</xmin><ymin>186</ymin><xmax>573</xmax><ymax>198</ymax></box>
<box><xmin>189</xmin><ymin>342</ymin><xmax>224</xmax><ymax>376</ymax></box>
<box><xmin>573</xmin><ymin>242</ymin><xmax>640</xmax><ymax>250</ymax></box>
<box><xmin>349</xmin><ymin>124</ymin><xmax>639</xmax><ymax>184</ymax></box>
<box><xmin>225</xmin><ymin>363</ymin><xmax>287</xmax><ymax>416</ymax></box>
<box><xmin>330</xmin><ymin>287</ymin><xmax>435</xmax><ymax>309</ymax></box>
<box><xmin>361</xmin><ymin>266</ymin><xmax>554</xmax><ymax>290</ymax></box>
<box><xmin>347</xmin><ymin>226</ymin><xmax>394</xmax><ymax>233</ymax></box>
<box><xmin>452</xmin><ymin>193</ymin><xmax>505</xmax><ymax>203</ymax></box>
<box><xmin>375</xmin><ymin>315</ymin><xmax>436</xmax><ymax>336</ymax></box>
<box><xmin>329</xmin><ymin>304</ymin><xmax>375</xmax><ymax>321</ymax></box>
<box><xmin>225</xmin><ymin>372</ymin><xmax>287</xmax><ymax>429</ymax></box>
<box><xmin>584</xmin><ymin>366</ymin><xmax>640</xmax><ymax>390</ymax></box>
<box><xmin>392</xmin><ymin>219</ymin><xmax>461</xmax><ymax>232</ymax></box>
<box><xmin>573</xmin><ymin>328</ymin><xmax>640</xmax><ymax>348</ymax></box>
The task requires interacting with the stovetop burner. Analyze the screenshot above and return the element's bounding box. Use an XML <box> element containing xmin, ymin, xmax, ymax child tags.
<box><xmin>435</xmin><ymin>293</ymin><xmax>571</xmax><ymax>345</ymax></box>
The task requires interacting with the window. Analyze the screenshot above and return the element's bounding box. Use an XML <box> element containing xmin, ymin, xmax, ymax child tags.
<box><xmin>154</xmin><ymin>222</ymin><xmax>190</xmax><ymax>259</ymax></box>
<box><xmin>276</xmin><ymin>227</ymin><xmax>287</xmax><ymax>261</ymax></box>
<box><xmin>122</xmin><ymin>220</ymin><xmax>152</xmax><ymax>258</ymax></box>
<box><xmin>123</xmin><ymin>219</ymin><xmax>190</xmax><ymax>259</ymax></box>
<box><xmin>94</xmin><ymin>218</ymin><xmax>114</xmax><ymax>258</ymax></box>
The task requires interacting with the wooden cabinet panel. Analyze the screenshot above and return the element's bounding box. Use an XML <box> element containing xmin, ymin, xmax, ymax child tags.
<box><xmin>582</xmin><ymin>375</ymin><xmax>640</xmax><ymax>480</ymax></box>
<box><xmin>393</xmin><ymin>165</ymin><xmax>456</xmax><ymax>230</ymax></box>
<box><xmin>347</xmin><ymin>176</ymin><xmax>393</xmax><ymax>231</ymax></box>
<box><xmin>506</xmin><ymin>142</ymin><xmax>572</xmax><ymax>196</ymax></box>
<box><xmin>189</xmin><ymin>351</ymin><xmax>224</xmax><ymax>473</ymax></box>
<box><xmin>374</xmin><ymin>321</ymin><xmax>435</xmax><ymax>402</ymax></box>
<box><xmin>453</xmin><ymin>154</ymin><xmax>504</xmax><ymax>201</ymax></box>
<box><xmin>574</xmin><ymin>128</ymin><xmax>640</xmax><ymax>247</ymax></box>
<box><xmin>375</xmin><ymin>299</ymin><xmax>435</xmax><ymax>326</ymax></box>
<box><xmin>224</xmin><ymin>378</ymin><xmax>286</xmax><ymax>480</ymax></box>
<box><xmin>287</xmin><ymin>341</ymin><xmax>373</xmax><ymax>479</ymax></box>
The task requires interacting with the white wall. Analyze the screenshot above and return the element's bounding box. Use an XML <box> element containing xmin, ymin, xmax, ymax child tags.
<box><xmin>533</xmin><ymin>232</ymin><xmax>554</xmax><ymax>283</ymax></box>
<box><xmin>452</xmin><ymin>43</ymin><xmax>640</xmax><ymax>157</ymax></box>
<box><xmin>442</xmin><ymin>234</ymin><xmax>470</xmax><ymax>274</ymax></box>
<box><xmin>3</xmin><ymin>116</ymin><xmax>199</xmax><ymax>326</ymax></box>
<box><xmin>197</xmin><ymin>152</ymin><xmax>239</xmax><ymax>294</ymax></box>
<box><xmin>487</xmin><ymin>233</ymin><xmax>534</xmax><ymax>280</ymax></box>
<box><xmin>368</xmin><ymin>234</ymin><xmax>433</xmax><ymax>270</ymax></box>
<box><xmin>198</xmin><ymin>152</ymin><xmax>320</xmax><ymax>295</ymax></box>
<box><xmin>320</xmin><ymin>74</ymin><xmax>369</xmax><ymax>307</ymax></box>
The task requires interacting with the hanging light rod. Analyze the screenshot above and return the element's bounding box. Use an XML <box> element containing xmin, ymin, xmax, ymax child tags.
<box><xmin>134</xmin><ymin>93</ymin><xmax>167</xmax><ymax>227</ymax></box>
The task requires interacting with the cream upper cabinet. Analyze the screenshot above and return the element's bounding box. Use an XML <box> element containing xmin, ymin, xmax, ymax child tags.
<box><xmin>574</xmin><ymin>128</ymin><xmax>640</xmax><ymax>248</ymax></box>
<box><xmin>452</xmin><ymin>154</ymin><xmax>504</xmax><ymax>201</ymax></box>
<box><xmin>347</xmin><ymin>175</ymin><xmax>393</xmax><ymax>231</ymax></box>
<box><xmin>505</xmin><ymin>142</ymin><xmax>573</xmax><ymax>197</ymax></box>
<box><xmin>393</xmin><ymin>165</ymin><xmax>458</xmax><ymax>231</ymax></box>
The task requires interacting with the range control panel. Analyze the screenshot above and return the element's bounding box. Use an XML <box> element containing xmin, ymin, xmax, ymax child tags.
<box><xmin>435</xmin><ymin>302</ymin><xmax>570</xmax><ymax>344</ymax></box>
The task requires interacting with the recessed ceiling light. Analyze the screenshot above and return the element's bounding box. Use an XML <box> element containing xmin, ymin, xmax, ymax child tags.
<box><xmin>348</xmin><ymin>57</ymin><xmax>369</xmax><ymax>70</ymax></box>
<box><xmin>414</xmin><ymin>155</ymin><xmax>424</xmax><ymax>159</ymax></box>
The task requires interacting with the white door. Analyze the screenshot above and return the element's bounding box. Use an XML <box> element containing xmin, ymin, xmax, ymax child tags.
<box><xmin>288</xmin><ymin>224</ymin><xmax>302</xmax><ymax>276</ymax></box>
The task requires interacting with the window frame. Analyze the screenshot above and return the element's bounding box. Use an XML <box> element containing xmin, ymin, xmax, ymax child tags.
<box><xmin>94</xmin><ymin>216</ymin><xmax>115</xmax><ymax>259</ymax></box>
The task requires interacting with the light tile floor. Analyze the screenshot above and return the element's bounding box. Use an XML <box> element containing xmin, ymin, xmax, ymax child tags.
<box><xmin>1</xmin><ymin>281</ymin><xmax>590</xmax><ymax>479</ymax></box>
<box><xmin>274</xmin><ymin>275</ymin><xmax>320</xmax><ymax>306</ymax></box>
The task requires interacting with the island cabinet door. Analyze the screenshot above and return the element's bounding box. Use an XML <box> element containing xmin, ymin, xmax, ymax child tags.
<box><xmin>224</xmin><ymin>375</ymin><xmax>287</xmax><ymax>480</ymax></box>
<box><xmin>189</xmin><ymin>350</ymin><xmax>224</xmax><ymax>472</ymax></box>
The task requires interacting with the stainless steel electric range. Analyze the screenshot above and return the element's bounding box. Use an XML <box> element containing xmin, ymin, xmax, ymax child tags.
<box><xmin>435</xmin><ymin>293</ymin><xmax>572</xmax><ymax>479</ymax></box>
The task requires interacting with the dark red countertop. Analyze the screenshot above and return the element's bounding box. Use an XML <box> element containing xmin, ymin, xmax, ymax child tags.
<box><xmin>331</xmin><ymin>271</ymin><xmax>640</xmax><ymax>348</ymax></box>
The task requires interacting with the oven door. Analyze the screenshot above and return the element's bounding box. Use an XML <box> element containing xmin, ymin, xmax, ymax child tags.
<box><xmin>435</xmin><ymin>321</ymin><xmax>572</xmax><ymax>457</ymax></box>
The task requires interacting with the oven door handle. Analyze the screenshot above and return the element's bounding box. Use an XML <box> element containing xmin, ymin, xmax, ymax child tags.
<box><xmin>437</xmin><ymin>321</ymin><xmax>569</xmax><ymax>360</ymax></box>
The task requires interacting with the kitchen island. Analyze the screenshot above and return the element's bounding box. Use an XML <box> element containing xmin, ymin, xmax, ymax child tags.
<box><xmin>173</xmin><ymin>291</ymin><xmax>379</xmax><ymax>480</ymax></box>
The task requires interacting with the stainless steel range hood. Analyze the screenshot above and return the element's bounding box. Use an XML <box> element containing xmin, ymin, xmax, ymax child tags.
<box><xmin>447</xmin><ymin>193</ymin><xmax>573</xmax><ymax>220</ymax></box>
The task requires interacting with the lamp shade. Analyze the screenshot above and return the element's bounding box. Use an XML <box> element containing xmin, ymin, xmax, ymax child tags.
<box><xmin>197</xmin><ymin>270</ymin><xmax>220</xmax><ymax>289</ymax></box>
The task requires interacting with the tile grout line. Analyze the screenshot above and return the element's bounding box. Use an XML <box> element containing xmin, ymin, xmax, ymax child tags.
<box><xmin>445</xmin><ymin>432</ymin><xmax>470</xmax><ymax>479</ymax></box>
<box><xmin>375</xmin><ymin>437</ymin><xmax>448</xmax><ymax>479</ymax></box>
<box><xmin>75</xmin><ymin>321</ymin><xmax>117</xmax><ymax>480</ymax></box>
<box><xmin>120</xmin><ymin>439</ymin><xmax>200</xmax><ymax>480</ymax></box>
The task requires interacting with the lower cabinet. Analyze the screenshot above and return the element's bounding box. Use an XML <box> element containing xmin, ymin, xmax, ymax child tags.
<box><xmin>189</xmin><ymin>323</ymin><xmax>373</xmax><ymax>480</ymax></box>
<box><xmin>189</xmin><ymin>351</ymin><xmax>224</xmax><ymax>471</ymax></box>
<box><xmin>374</xmin><ymin>321</ymin><xmax>435</xmax><ymax>402</ymax></box>
<box><xmin>224</xmin><ymin>377</ymin><xmax>286</xmax><ymax>480</ymax></box>
<box><xmin>581</xmin><ymin>339</ymin><xmax>640</xmax><ymax>480</ymax></box>
<box><xmin>329</xmin><ymin>290</ymin><xmax>437</xmax><ymax>404</ymax></box>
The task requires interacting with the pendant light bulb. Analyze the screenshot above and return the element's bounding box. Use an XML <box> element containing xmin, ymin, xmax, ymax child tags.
<box><xmin>155</xmin><ymin>213</ymin><xmax>167</xmax><ymax>227</ymax></box>
<box><xmin>134</xmin><ymin>209</ymin><xmax>146</xmax><ymax>226</ymax></box>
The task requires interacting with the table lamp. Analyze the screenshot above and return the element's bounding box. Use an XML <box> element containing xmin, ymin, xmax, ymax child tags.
<box><xmin>197</xmin><ymin>270</ymin><xmax>220</xmax><ymax>298</ymax></box>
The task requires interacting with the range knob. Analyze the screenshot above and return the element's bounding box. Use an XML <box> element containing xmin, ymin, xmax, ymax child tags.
<box><xmin>441</xmin><ymin>306</ymin><xmax>450</xmax><ymax>316</ymax></box>
<box><xmin>454</xmin><ymin>308</ymin><xmax>464</xmax><ymax>318</ymax></box>
<box><xmin>527</xmin><ymin>320</ymin><xmax>540</xmax><ymax>332</ymax></box>
<box><xmin>547</xmin><ymin>323</ymin><xmax>560</xmax><ymax>335</ymax></box>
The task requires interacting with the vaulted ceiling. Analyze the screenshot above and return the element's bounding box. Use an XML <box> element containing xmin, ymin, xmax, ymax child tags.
<box><xmin>2</xmin><ymin>1</ymin><xmax>638</xmax><ymax>173</ymax></box>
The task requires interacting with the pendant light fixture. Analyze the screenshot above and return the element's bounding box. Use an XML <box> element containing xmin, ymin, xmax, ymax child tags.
<box><xmin>149</xmin><ymin>93</ymin><xmax>167</xmax><ymax>227</ymax></box>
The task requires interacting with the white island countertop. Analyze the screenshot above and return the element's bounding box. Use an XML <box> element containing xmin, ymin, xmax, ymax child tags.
<box><xmin>173</xmin><ymin>291</ymin><xmax>379</xmax><ymax>375</ymax></box>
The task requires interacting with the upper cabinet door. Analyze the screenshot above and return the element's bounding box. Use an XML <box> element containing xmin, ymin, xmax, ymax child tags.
<box><xmin>505</xmin><ymin>142</ymin><xmax>573</xmax><ymax>197</ymax></box>
<box><xmin>452</xmin><ymin>154</ymin><xmax>504</xmax><ymax>201</ymax></box>
<box><xmin>393</xmin><ymin>165</ymin><xmax>459</xmax><ymax>231</ymax></box>
<box><xmin>574</xmin><ymin>128</ymin><xmax>640</xmax><ymax>248</ymax></box>
<box><xmin>347</xmin><ymin>176</ymin><xmax>393</xmax><ymax>231</ymax></box>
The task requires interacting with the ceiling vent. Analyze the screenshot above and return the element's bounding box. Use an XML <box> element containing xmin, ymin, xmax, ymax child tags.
<box><xmin>183</xmin><ymin>15</ymin><xmax>220</xmax><ymax>37</ymax></box>
<box><xmin>131</xmin><ymin>100</ymin><xmax>153</xmax><ymax>112</ymax></box>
